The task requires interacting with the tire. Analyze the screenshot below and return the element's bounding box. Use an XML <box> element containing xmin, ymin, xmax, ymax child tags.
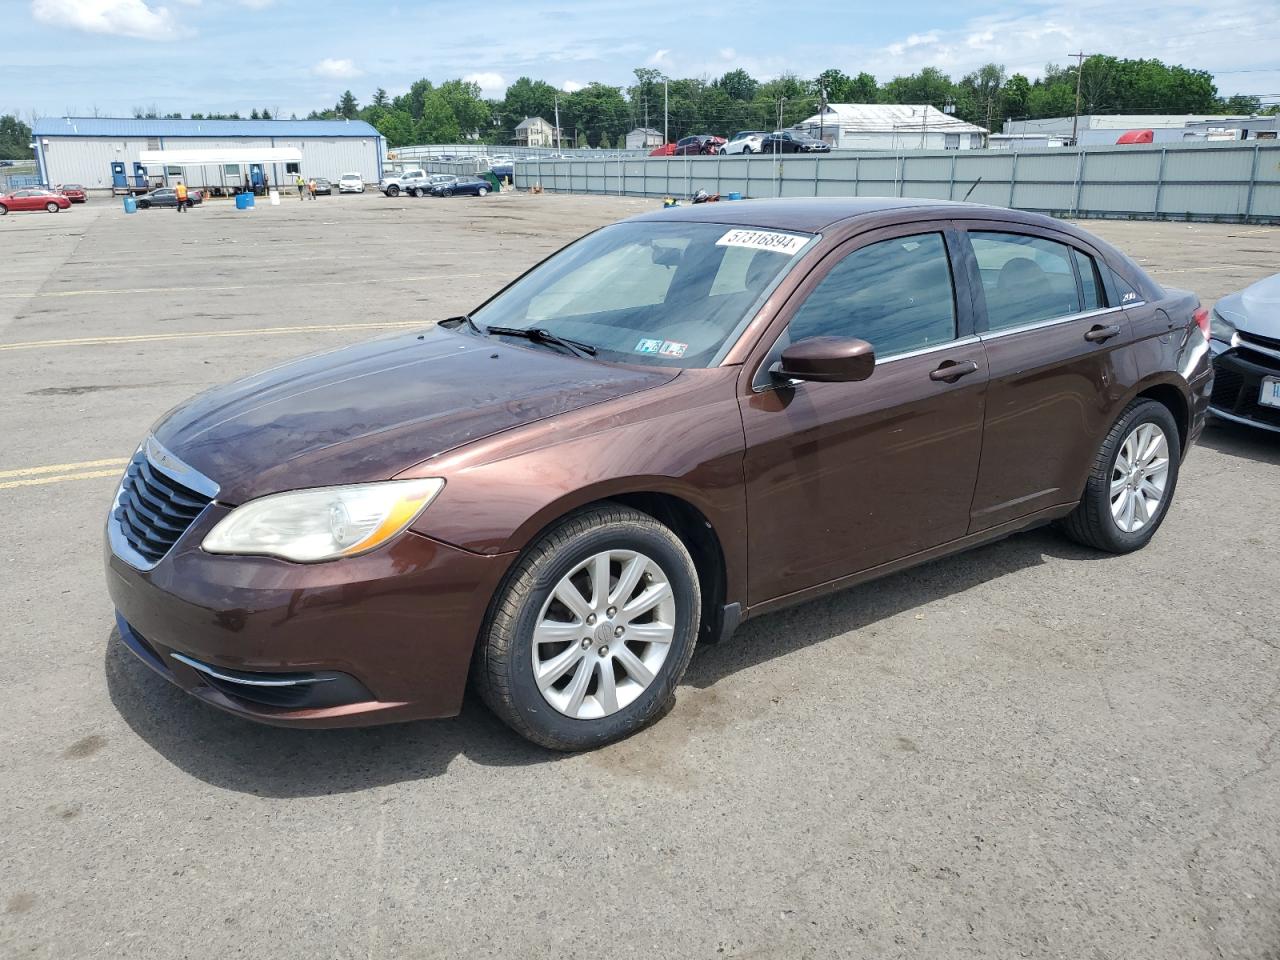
<box><xmin>1059</xmin><ymin>399</ymin><xmax>1181</xmax><ymax>553</ymax></box>
<box><xmin>0</xmin><ymin>205</ymin><xmax>7</xmax><ymax>215</ymax></box>
<box><xmin>444</xmin><ymin>188</ymin><xmax>454</xmax><ymax>197</ymax></box>
<box><xmin>475</xmin><ymin>503</ymin><xmax>701</xmax><ymax>751</ymax></box>
<box><xmin>408</xmin><ymin>187</ymin><xmax>420</xmax><ymax>198</ymax></box>
<box><xmin>387</xmin><ymin>184</ymin><xmax>400</xmax><ymax>197</ymax></box>
<box><xmin>139</xmin><ymin>200</ymin><xmax>150</xmax><ymax>209</ymax></box>
<box><xmin>743</xmin><ymin>145</ymin><xmax>754</xmax><ymax>154</ymax></box>
<box><xmin>719</xmin><ymin>147</ymin><xmax>727</xmax><ymax>155</ymax></box>
<box><xmin>477</xmin><ymin>187</ymin><xmax>488</xmax><ymax>196</ymax></box>
<box><xmin>46</xmin><ymin>202</ymin><xmax>60</xmax><ymax>213</ymax></box>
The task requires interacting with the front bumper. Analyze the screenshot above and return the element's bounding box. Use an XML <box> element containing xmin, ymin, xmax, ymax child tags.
<box><xmin>107</xmin><ymin>509</ymin><xmax>515</xmax><ymax>727</ymax></box>
<box><xmin>1209</xmin><ymin>338</ymin><xmax>1280</xmax><ymax>434</ymax></box>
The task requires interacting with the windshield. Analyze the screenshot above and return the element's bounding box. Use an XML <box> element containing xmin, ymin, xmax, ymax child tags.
<box><xmin>470</xmin><ymin>221</ymin><xmax>815</xmax><ymax>367</ymax></box>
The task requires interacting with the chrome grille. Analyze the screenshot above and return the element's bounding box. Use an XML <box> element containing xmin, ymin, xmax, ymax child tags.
<box><xmin>112</xmin><ymin>448</ymin><xmax>213</xmax><ymax>566</ymax></box>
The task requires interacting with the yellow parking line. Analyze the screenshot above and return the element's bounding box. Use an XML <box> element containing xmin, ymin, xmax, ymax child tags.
<box><xmin>0</xmin><ymin>273</ymin><xmax>486</xmax><ymax>300</ymax></box>
<box><xmin>0</xmin><ymin>320</ymin><xmax>424</xmax><ymax>352</ymax></box>
<box><xmin>0</xmin><ymin>457</ymin><xmax>129</xmax><ymax>480</ymax></box>
<box><xmin>0</xmin><ymin>468</ymin><xmax>123</xmax><ymax>490</ymax></box>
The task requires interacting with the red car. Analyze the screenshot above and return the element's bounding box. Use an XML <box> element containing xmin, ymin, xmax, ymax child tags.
<box><xmin>648</xmin><ymin>143</ymin><xmax>676</xmax><ymax>157</ymax></box>
<box><xmin>0</xmin><ymin>189</ymin><xmax>71</xmax><ymax>214</ymax></box>
<box><xmin>57</xmin><ymin>184</ymin><xmax>87</xmax><ymax>203</ymax></box>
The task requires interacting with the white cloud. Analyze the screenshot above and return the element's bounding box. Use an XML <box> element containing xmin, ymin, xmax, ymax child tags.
<box><xmin>561</xmin><ymin>80</ymin><xmax>584</xmax><ymax>92</ymax></box>
<box><xmin>464</xmin><ymin>71</ymin><xmax>506</xmax><ymax>96</ymax></box>
<box><xmin>719</xmin><ymin>47</ymin><xmax>736</xmax><ymax>61</ymax></box>
<box><xmin>648</xmin><ymin>48</ymin><xmax>671</xmax><ymax>67</ymax></box>
<box><xmin>235</xmin><ymin>0</ymin><xmax>273</xmax><ymax>6</ymax></box>
<box><xmin>31</xmin><ymin>0</ymin><xmax>189</xmax><ymax>40</ymax></box>
<box><xmin>312</xmin><ymin>57</ymin><xmax>363</xmax><ymax>79</ymax></box>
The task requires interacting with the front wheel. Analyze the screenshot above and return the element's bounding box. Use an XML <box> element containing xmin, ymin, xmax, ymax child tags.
<box><xmin>475</xmin><ymin>504</ymin><xmax>701</xmax><ymax>751</ymax></box>
<box><xmin>0</xmin><ymin>205</ymin><xmax>7</xmax><ymax>215</ymax></box>
<box><xmin>477</xmin><ymin>186</ymin><xmax>488</xmax><ymax>196</ymax></box>
<box><xmin>386</xmin><ymin>184</ymin><xmax>400</xmax><ymax>197</ymax></box>
<box><xmin>743</xmin><ymin>145</ymin><xmax>754</xmax><ymax>154</ymax></box>
<box><xmin>1059</xmin><ymin>399</ymin><xmax>1181</xmax><ymax>553</ymax></box>
<box><xmin>46</xmin><ymin>202</ymin><xmax>60</xmax><ymax>212</ymax></box>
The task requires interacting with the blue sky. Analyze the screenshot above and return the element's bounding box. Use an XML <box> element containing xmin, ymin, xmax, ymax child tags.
<box><xmin>7</xmin><ymin>0</ymin><xmax>1278</xmax><ymax>119</ymax></box>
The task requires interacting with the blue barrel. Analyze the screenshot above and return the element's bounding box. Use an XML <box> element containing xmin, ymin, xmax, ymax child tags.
<box><xmin>123</xmin><ymin>196</ymin><xmax>137</xmax><ymax>214</ymax></box>
<box><xmin>727</xmin><ymin>191</ymin><xmax>742</xmax><ymax>200</ymax></box>
<box><xmin>244</xmin><ymin>192</ymin><xmax>255</xmax><ymax>208</ymax></box>
<box><xmin>235</xmin><ymin>193</ymin><xmax>249</xmax><ymax>210</ymax></box>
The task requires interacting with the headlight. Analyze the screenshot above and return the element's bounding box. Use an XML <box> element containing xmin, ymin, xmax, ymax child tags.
<box><xmin>202</xmin><ymin>478</ymin><xmax>444</xmax><ymax>563</ymax></box>
<box><xmin>1209</xmin><ymin>308</ymin><xmax>1236</xmax><ymax>343</ymax></box>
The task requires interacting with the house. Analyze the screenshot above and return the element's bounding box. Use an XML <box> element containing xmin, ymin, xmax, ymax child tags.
<box><xmin>625</xmin><ymin>127</ymin><xmax>665</xmax><ymax>151</ymax></box>
<box><xmin>793</xmin><ymin>104</ymin><xmax>987</xmax><ymax>150</ymax></box>
<box><xmin>514</xmin><ymin>117</ymin><xmax>560</xmax><ymax>148</ymax></box>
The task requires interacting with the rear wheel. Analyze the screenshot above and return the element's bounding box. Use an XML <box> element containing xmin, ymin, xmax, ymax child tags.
<box><xmin>386</xmin><ymin>184</ymin><xmax>400</xmax><ymax>197</ymax></box>
<box><xmin>475</xmin><ymin>504</ymin><xmax>701</xmax><ymax>751</ymax></box>
<box><xmin>46</xmin><ymin>202</ymin><xmax>60</xmax><ymax>213</ymax></box>
<box><xmin>719</xmin><ymin>147</ymin><xmax>727</xmax><ymax>155</ymax></box>
<box><xmin>1060</xmin><ymin>399</ymin><xmax>1181</xmax><ymax>553</ymax></box>
<box><xmin>0</xmin><ymin>205</ymin><xmax>7</xmax><ymax>215</ymax></box>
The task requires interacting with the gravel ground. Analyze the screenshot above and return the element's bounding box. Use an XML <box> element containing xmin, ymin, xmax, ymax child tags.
<box><xmin>1</xmin><ymin>191</ymin><xmax>1277</xmax><ymax>960</ymax></box>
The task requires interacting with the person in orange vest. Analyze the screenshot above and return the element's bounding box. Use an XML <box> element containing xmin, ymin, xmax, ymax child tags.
<box><xmin>174</xmin><ymin>180</ymin><xmax>189</xmax><ymax>213</ymax></box>
<box><xmin>307</xmin><ymin>177</ymin><xmax>317</xmax><ymax>199</ymax></box>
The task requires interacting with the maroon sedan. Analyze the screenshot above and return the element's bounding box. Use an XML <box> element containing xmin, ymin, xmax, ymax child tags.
<box><xmin>57</xmin><ymin>184</ymin><xmax>88</xmax><ymax>203</ymax></box>
<box><xmin>107</xmin><ymin>198</ymin><xmax>1211</xmax><ymax>750</ymax></box>
<box><xmin>0</xmin><ymin>189</ymin><xmax>71</xmax><ymax>214</ymax></box>
<box><xmin>673</xmin><ymin>134</ymin><xmax>727</xmax><ymax>156</ymax></box>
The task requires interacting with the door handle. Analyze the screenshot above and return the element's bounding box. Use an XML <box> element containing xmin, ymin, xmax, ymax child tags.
<box><xmin>1084</xmin><ymin>324</ymin><xmax>1122</xmax><ymax>343</ymax></box>
<box><xmin>929</xmin><ymin>359</ymin><xmax>979</xmax><ymax>382</ymax></box>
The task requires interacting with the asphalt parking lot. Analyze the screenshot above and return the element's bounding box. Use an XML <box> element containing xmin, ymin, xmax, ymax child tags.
<box><xmin>2</xmin><ymin>191</ymin><xmax>1278</xmax><ymax>960</ymax></box>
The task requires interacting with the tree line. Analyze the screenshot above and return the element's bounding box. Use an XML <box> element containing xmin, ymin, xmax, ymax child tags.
<box><xmin>306</xmin><ymin>57</ymin><xmax>1270</xmax><ymax>149</ymax></box>
<box><xmin>2</xmin><ymin>55</ymin><xmax>1271</xmax><ymax>159</ymax></box>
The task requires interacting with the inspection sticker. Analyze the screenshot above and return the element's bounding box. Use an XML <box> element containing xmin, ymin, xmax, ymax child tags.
<box><xmin>634</xmin><ymin>338</ymin><xmax>662</xmax><ymax>354</ymax></box>
<box><xmin>659</xmin><ymin>340</ymin><xmax>688</xmax><ymax>357</ymax></box>
<box><xmin>716</xmin><ymin>229</ymin><xmax>809</xmax><ymax>256</ymax></box>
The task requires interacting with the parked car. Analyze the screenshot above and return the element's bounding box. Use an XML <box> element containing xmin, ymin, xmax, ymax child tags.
<box><xmin>312</xmin><ymin>178</ymin><xmax>333</xmax><ymax>196</ymax></box>
<box><xmin>720</xmin><ymin>131</ymin><xmax>769</xmax><ymax>155</ymax></box>
<box><xmin>338</xmin><ymin>173</ymin><xmax>365</xmax><ymax>194</ymax></box>
<box><xmin>405</xmin><ymin>174</ymin><xmax>457</xmax><ymax>197</ymax></box>
<box><xmin>761</xmin><ymin>130</ymin><xmax>832</xmax><ymax>153</ymax></box>
<box><xmin>56</xmin><ymin>183</ymin><xmax>87</xmax><ymax>203</ymax></box>
<box><xmin>430</xmin><ymin>176</ymin><xmax>492</xmax><ymax>197</ymax></box>
<box><xmin>136</xmin><ymin>187</ymin><xmax>203</xmax><ymax>209</ymax></box>
<box><xmin>648</xmin><ymin>143</ymin><xmax>676</xmax><ymax>157</ymax></box>
<box><xmin>105</xmin><ymin>198</ymin><xmax>1210</xmax><ymax>751</ymax></box>
<box><xmin>673</xmin><ymin>134</ymin><xmax>727</xmax><ymax>156</ymax></box>
<box><xmin>380</xmin><ymin>169</ymin><xmax>428</xmax><ymax>197</ymax></box>
<box><xmin>0</xmin><ymin>188</ymin><xmax>71</xmax><ymax>214</ymax></box>
<box><xmin>1207</xmin><ymin>272</ymin><xmax>1280</xmax><ymax>432</ymax></box>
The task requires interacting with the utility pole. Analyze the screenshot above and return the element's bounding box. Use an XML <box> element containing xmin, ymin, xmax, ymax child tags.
<box><xmin>663</xmin><ymin>78</ymin><xmax>669</xmax><ymax>145</ymax></box>
<box><xmin>1069</xmin><ymin>51</ymin><xmax>1090</xmax><ymax>146</ymax></box>
<box><xmin>554</xmin><ymin>95</ymin><xmax>561</xmax><ymax>152</ymax></box>
<box><xmin>818</xmin><ymin>86</ymin><xmax>828</xmax><ymax>145</ymax></box>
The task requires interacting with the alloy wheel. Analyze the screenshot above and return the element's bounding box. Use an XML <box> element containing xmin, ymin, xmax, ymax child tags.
<box><xmin>532</xmin><ymin>549</ymin><xmax>677</xmax><ymax>720</ymax></box>
<box><xmin>1110</xmin><ymin>422</ymin><xmax>1170</xmax><ymax>533</ymax></box>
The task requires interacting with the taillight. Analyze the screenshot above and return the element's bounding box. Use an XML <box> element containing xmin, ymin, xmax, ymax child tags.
<box><xmin>1193</xmin><ymin>307</ymin><xmax>1209</xmax><ymax>337</ymax></box>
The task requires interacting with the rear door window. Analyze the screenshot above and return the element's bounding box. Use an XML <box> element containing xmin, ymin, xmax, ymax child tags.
<box><xmin>1073</xmin><ymin>249</ymin><xmax>1104</xmax><ymax>310</ymax></box>
<box><xmin>969</xmin><ymin>232</ymin><xmax>1082</xmax><ymax>330</ymax></box>
<box><xmin>788</xmin><ymin>232</ymin><xmax>957</xmax><ymax>357</ymax></box>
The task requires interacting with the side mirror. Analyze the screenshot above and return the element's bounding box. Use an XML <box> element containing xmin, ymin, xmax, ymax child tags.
<box><xmin>776</xmin><ymin>337</ymin><xmax>876</xmax><ymax>383</ymax></box>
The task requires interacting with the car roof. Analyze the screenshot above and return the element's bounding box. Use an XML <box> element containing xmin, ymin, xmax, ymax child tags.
<box><xmin>629</xmin><ymin>197</ymin><xmax>1070</xmax><ymax>234</ymax></box>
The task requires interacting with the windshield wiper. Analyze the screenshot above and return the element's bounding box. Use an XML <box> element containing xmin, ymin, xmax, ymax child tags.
<box><xmin>485</xmin><ymin>325</ymin><xmax>598</xmax><ymax>358</ymax></box>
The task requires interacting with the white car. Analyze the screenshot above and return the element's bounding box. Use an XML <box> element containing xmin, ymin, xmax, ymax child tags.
<box><xmin>720</xmin><ymin>130</ymin><xmax>769</xmax><ymax>155</ymax></box>
<box><xmin>380</xmin><ymin>169</ymin><xmax>428</xmax><ymax>196</ymax></box>
<box><xmin>338</xmin><ymin>173</ymin><xmax>364</xmax><ymax>193</ymax></box>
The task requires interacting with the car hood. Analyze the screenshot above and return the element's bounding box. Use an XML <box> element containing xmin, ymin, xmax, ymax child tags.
<box><xmin>153</xmin><ymin>327</ymin><xmax>679</xmax><ymax>503</ymax></box>
<box><xmin>1216</xmin><ymin>273</ymin><xmax>1280</xmax><ymax>340</ymax></box>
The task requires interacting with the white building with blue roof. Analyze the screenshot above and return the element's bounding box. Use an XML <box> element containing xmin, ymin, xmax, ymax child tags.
<box><xmin>31</xmin><ymin>116</ymin><xmax>384</xmax><ymax>194</ymax></box>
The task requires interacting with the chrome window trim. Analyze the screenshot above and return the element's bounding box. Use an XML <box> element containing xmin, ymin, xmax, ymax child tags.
<box><xmin>978</xmin><ymin>304</ymin><xmax>1132</xmax><ymax>342</ymax></box>
<box><xmin>877</xmin><ymin>334</ymin><xmax>982</xmax><ymax>365</ymax></box>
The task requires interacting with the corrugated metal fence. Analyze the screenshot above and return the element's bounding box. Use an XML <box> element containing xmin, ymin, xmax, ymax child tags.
<box><xmin>512</xmin><ymin>142</ymin><xmax>1280</xmax><ymax>223</ymax></box>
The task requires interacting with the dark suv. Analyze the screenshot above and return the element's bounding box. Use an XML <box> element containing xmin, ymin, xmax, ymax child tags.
<box><xmin>762</xmin><ymin>131</ymin><xmax>832</xmax><ymax>153</ymax></box>
<box><xmin>107</xmin><ymin>198</ymin><xmax>1211</xmax><ymax>751</ymax></box>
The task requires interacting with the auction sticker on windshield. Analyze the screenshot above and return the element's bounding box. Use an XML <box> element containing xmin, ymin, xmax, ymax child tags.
<box><xmin>716</xmin><ymin>229</ymin><xmax>810</xmax><ymax>255</ymax></box>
